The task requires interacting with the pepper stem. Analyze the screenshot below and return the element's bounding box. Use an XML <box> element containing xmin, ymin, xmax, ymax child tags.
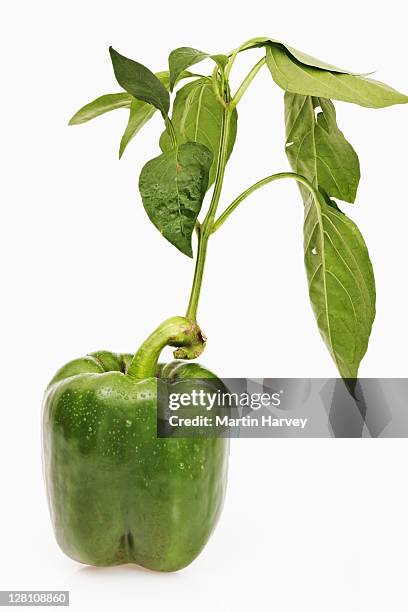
<box><xmin>127</xmin><ymin>316</ymin><xmax>206</xmax><ymax>380</ymax></box>
<box><xmin>186</xmin><ymin>106</ymin><xmax>232</xmax><ymax>321</ymax></box>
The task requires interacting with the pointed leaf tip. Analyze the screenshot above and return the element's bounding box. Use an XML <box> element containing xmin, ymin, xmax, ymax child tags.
<box><xmin>68</xmin><ymin>93</ymin><xmax>132</xmax><ymax>126</ymax></box>
<box><xmin>109</xmin><ymin>47</ymin><xmax>170</xmax><ymax>117</ymax></box>
<box><xmin>169</xmin><ymin>47</ymin><xmax>210</xmax><ymax>92</ymax></box>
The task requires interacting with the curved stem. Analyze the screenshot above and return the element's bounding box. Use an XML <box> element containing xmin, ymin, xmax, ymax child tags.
<box><xmin>202</xmin><ymin>108</ymin><xmax>232</xmax><ymax>232</ymax></box>
<box><xmin>127</xmin><ymin>316</ymin><xmax>206</xmax><ymax>380</ymax></box>
<box><xmin>230</xmin><ymin>57</ymin><xmax>266</xmax><ymax>110</ymax></box>
<box><xmin>225</xmin><ymin>36</ymin><xmax>264</xmax><ymax>80</ymax></box>
<box><xmin>225</xmin><ymin>47</ymin><xmax>240</xmax><ymax>81</ymax></box>
<box><xmin>211</xmin><ymin>65</ymin><xmax>227</xmax><ymax>108</ymax></box>
<box><xmin>165</xmin><ymin>116</ymin><xmax>177</xmax><ymax>148</ymax></box>
<box><xmin>186</xmin><ymin>107</ymin><xmax>233</xmax><ymax>320</ymax></box>
<box><xmin>213</xmin><ymin>172</ymin><xmax>319</xmax><ymax>232</ymax></box>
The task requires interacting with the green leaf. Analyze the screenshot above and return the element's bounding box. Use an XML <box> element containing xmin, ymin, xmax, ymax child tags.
<box><xmin>266</xmin><ymin>45</ymin><xmax>408</xmax><ymax>108</ymax></box>
<box><xmin>168</xmin><ymin>48</ymin><xmax>229</xmax><ymax>91</ymax></box>
<box><xmin>119</xmin><ymin>97</ymin><xmax>156</xmax><ymax>159</ymax></box>
<box><xmin>239</xmin><ymin>37</ymin><xmax>360</xmax><ymax>73</ymax></box>
<box><xmin>109</xmin><ymin>47</ymin><xmax>170</xmax><ymax>116</ymax></box>
<box><xmin>284</xmin><ymin>91</ymin><xmax>373</xmax><ymax>376</ymax></box>
<box><xmin>285</xmin><ymin>93</ymin><xmax>360</xmax><ymax>203</ymax></box>
<box><xmin>138</xmin><ymin>142</ymin><xmax>213</xmax><ymax>256</ymax></box>
<box><xmin>71</xmin><ymin>70</ymin><xmax>195</xmax><ymax>158</ymax></box>
<box><xmin>210</xmin><ymin>54</ymin><xmax>229</xmax><ymax>71</ymax></box>
<box><xmin>241</xmin><ymin>36</ymin><xmax>408</xmax><ymax>106</ymax></box>
<box><xmin>159</xmin><ymin>78</ymin><xmax>238</xmax><ymax>187</ymax></box>
<box><xmin>304</xmin><ymin>192</ymin><xmax>376</xmax><ymax>378</ymax></box>
<box><xmin>119</xmin><ymin>71</ymin><xmax>171</xmax><ymax>158</ymax></box>
<box><xmin>68</xmin><ymin>93</ymin><xmax>132</xmax><ymax>125</ymax></box>
<box><xmin>119</xmin><ymin>70</ymin><xmax>194</xmax><ymax>159</ymax></box>
<box><xmin>169</xmin><ymin>47</ymin><xmax>209</xmax><ymax>91</ymax></box>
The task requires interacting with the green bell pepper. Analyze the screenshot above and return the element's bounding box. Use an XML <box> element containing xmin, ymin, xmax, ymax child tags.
<box><xmin>42</xmin><ymin>317</ymin><xmax>229</xmax><ymax>572</ymax></box>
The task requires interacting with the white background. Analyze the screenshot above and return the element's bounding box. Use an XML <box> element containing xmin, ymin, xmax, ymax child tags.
<box><xmin>2</xmin><ymin>1</ymin><xmax>408</xmax><ymax>610</ymax></box>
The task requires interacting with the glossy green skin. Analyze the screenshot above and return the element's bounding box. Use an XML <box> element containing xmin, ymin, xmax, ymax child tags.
<box><xmin>43</xmin><ymin>352</ymin><xmax>229</xmax><ymax>571</ymax></box>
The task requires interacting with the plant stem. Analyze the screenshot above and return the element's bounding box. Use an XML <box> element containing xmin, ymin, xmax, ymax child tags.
<box><xmin>225</xmin><ymin>36</ymin><xmax>264</xmax><ymax>80</ymax></box>
<box><xmin>127</xmin><ymin>316</ymin><xmax>206</xmax><ymax>379</ymax></box>
<box><xmin>230</xmin><ymin>57</ymin><xmax>266</xmax><ymax>110</ymax></box>
<box><xmin>185</xmin><ymin>226</ymin><xmax>208</xmax><ymax>321</ymax></box>
<box><xmin>202</xmin><ymin>109</ymin><xmax>232</xmax><ymax>231</ymax></box>
<box><xmin>212</xmin><ymin>172</ymin><xmax>319</xmax><ymax>232</ymax></box>
<box><xmin>186</xmin><ymin>107</ymin><xmax>233</xmax><ymax>320</ymax></box>
<box><xmin>165</xmin><ymin>116</ymin><xmax>177</xmax><ymax>148</ymax></box>
<box><xmin>185</xmin><ymin>47</ymin><xmax>270</xmax><ymax>323</ymax></box>
<box><xmin>225</xmin><ymin>45</ymin><xmax>241</xmax><ymax>80</ymax></box>
<box><xmin>211</xmin><ymin>65</ymin><xmax>227</xmax><ymax>108</ymax></box>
